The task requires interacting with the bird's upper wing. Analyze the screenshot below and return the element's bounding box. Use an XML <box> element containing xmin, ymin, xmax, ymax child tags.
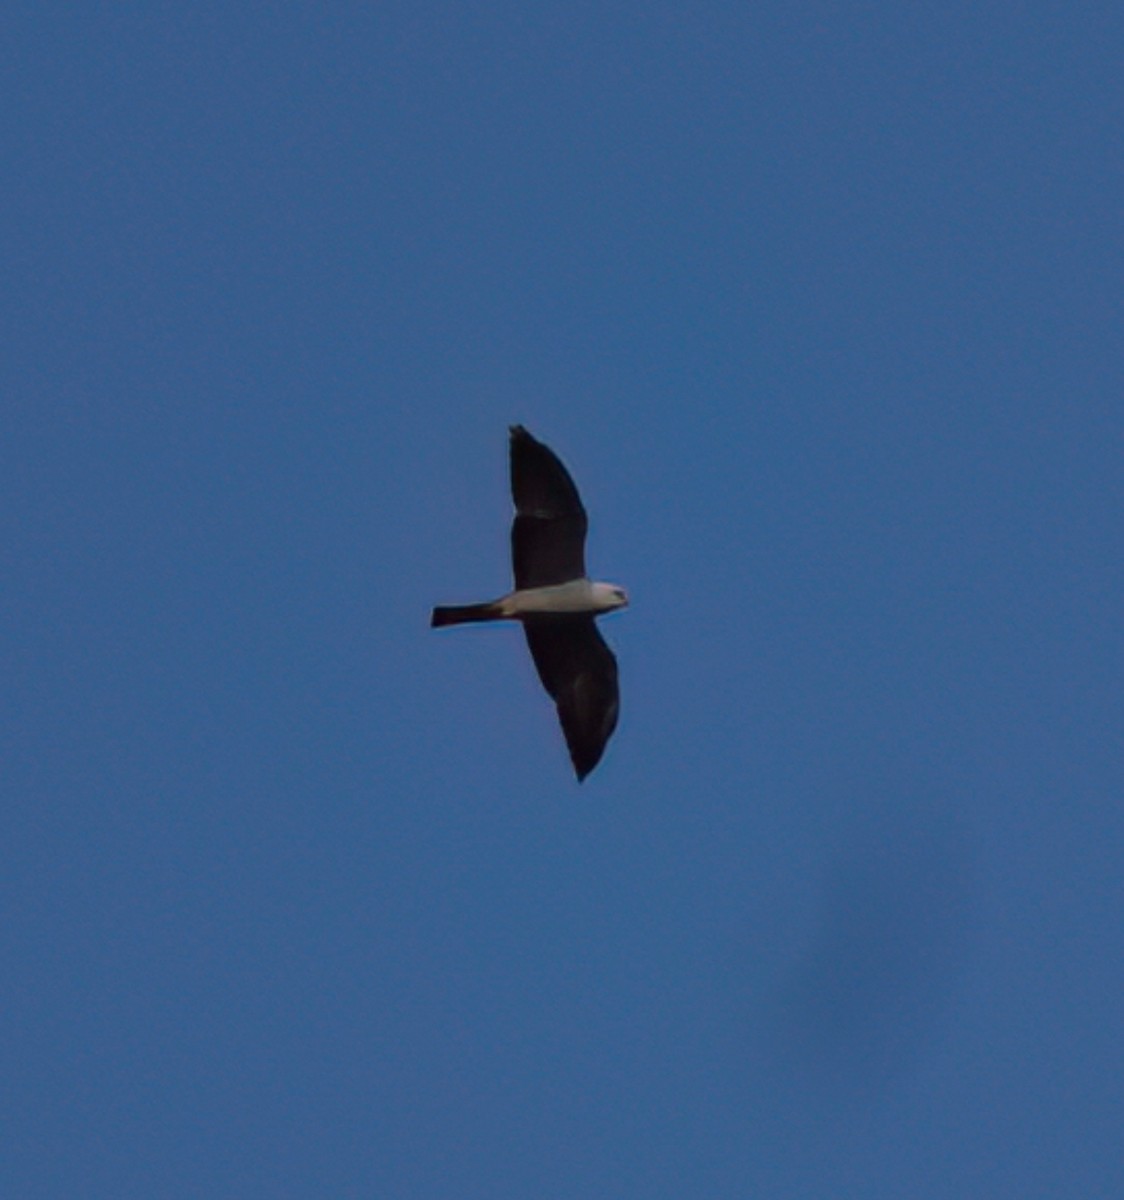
<box><xmin>509</xmin><ymin>425</ymin><xmax>588</xmax><ymax>588</ymax></box>
<box><xmin>523</xmin><ymin>616</ymin><xmax>619</xmax><ymax>780</ymax></box>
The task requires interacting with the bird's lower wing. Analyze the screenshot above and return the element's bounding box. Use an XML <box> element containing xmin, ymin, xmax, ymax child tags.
<box><xmin>523</xmin><ymin>616</ymin><xmax>619</xmax><ymax>780</ymax></box>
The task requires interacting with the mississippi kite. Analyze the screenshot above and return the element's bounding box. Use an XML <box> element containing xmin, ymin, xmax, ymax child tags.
<box><xmin>431</xmin><ymin>425</ymin><xmax>628</xmax><ymax>780</ymax></box>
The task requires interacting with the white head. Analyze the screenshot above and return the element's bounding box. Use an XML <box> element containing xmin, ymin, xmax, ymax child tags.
<box><xmin>590</xmin><ymin>581</ymin><xmax>630</xmax><ymax>612</ymax></box>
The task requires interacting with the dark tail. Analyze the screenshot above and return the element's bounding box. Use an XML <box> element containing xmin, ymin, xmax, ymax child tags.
<box><xmin>430</xmin><ymin>601</ymin><xmax>503</xmax><ymax>628</ymax></box>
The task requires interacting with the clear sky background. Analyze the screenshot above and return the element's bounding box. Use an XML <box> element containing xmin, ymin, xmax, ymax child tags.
<box><xmin>4</xmin><ymin>4</ymin><xmax>1122</xmax><ymax>1197</ymax></box>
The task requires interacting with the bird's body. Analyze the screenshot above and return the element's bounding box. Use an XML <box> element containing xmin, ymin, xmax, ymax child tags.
<box><xmin>431</xmin><ymin>426</ymin><xmax>627</xmax><ymax>780</ymax></box>
<box><xmin>432</xmin><ymin>579</ymin><xmax>627</xmax><ymax>625</ymax></box>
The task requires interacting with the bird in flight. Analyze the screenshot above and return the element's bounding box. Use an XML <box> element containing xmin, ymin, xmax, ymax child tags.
<box><xmin>431</xmin><ymin>425</ymin><xmax>628</xmax><ymax>780</ymax></box>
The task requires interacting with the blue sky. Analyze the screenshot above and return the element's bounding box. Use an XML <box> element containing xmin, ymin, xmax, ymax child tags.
<box><xmin>4</xmin><ymin>4</ymin><xmax>1122</xmax><ymax>1197</ymax></box>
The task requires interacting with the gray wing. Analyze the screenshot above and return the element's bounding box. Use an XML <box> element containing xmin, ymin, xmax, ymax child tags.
<box><xmin>509</xmin><ymin>425</ymin><xmax>588</xmax><ymax>588</ymax></box>
<box><xmin>523</xmin><ymin>616</ymin><xmax>619</xmax><ymax>781</ymax></box>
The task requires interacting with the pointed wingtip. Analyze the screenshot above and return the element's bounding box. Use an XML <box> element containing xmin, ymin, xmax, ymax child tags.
<box><xmin>509</xmin><ymin>423</ymin><xmax>529</xmax><ymax>440</ymax></box>
<box><xmin>572</xmin><ymin>754</ymin><xmax>598</xmax><ymax>782</ymax></box>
